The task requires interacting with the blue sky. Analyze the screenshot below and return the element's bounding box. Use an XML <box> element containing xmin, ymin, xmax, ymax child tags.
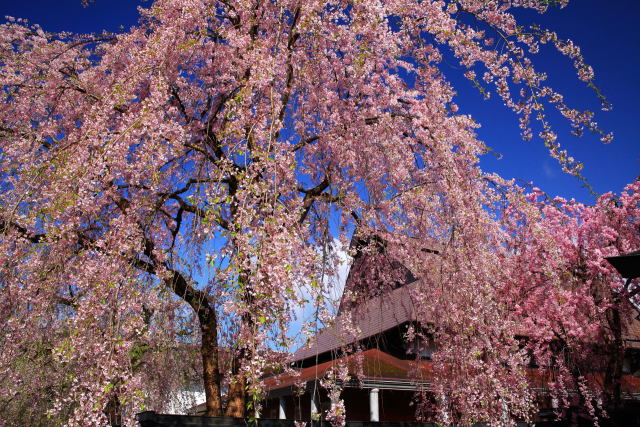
<box><xmin>2</xmin><ymin>0</ymin><xmax>638</xmax><ymax>203</ymax></box>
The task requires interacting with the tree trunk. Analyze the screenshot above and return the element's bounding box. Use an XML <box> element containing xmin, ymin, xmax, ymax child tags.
<box><xmin>224</xmin><ymin>270</ymin><xmax>253</xmax><ymax>418</ymax></box>
<box><xmin>200</xmin><ymin>309</ymin><xmax>223</xmax><ymax>416</ymax></box>
<box><xmin>224</xmin><ymin>320</ymin><xmax>251</xmax><ymax>417</ymax></box>
<box><xmin>163</xmin><ymin>267</ymin><xmax>223</xmax><ymax>416</ymax></box>
<box><xmin>224</xmin><ymin>365</ymin><xmax>246</xmax><ymax>418</ymax></box>
<box><xmin>604</xmin><ymin>294</ymin><xmax>624</xmax><ymax>411</ymax></box>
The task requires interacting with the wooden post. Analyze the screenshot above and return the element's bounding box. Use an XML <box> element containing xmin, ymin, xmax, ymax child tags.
<box><xmin>279</xmin><ymin>396</ymin><xmax>286</xmax><ymax>420</ymax></box>
<box><xmin>369</xmin><ymin>388</ymin><xmax>379</xmax><ymax>422</ymax></box>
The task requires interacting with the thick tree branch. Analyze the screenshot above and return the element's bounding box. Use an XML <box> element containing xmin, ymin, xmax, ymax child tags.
<box><xmin>0</xmin><ymin>219</ymin><xmax>46</xmax><ymax>243</ymax></box>
<box><xmin>292</xmin><ymin>135</ymin><xmax>319</xmax><ymax>152</ymax></box>
<box><xmin>298</xmin><ymin>177</ymin><xmax>331</xmax><ymax>224</ymax></box>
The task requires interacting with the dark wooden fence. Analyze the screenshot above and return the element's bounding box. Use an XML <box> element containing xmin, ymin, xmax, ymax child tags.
<box><xmin>137</xmin><ymin>409</ymin><xmax>640</xmax><ymax>427</ymax></box>
<box><xmin>137</xmin><ymin>411</ymin><xmax>440</xmax><ymax>426</ymax></box>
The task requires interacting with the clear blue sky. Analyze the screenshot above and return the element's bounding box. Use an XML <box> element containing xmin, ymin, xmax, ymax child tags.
<box><xmin>2</xmin><ymin>0</ymin><xmax>638</xmax><ymax>203</ymax></box>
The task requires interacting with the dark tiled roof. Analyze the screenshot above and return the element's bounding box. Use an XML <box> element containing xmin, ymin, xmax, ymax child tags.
<box><xmin>293</xmin><ymin>280</ymin><xmax>421</xmax><ymax>362</ymax></box>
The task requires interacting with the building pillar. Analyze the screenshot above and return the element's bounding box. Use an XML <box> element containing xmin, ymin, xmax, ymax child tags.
<box><xmin>369</xmin><ymin>388</ymin><xmax>379</xmax><ymax>422</ymax></box>
<box><xmin>501</xmin><ymin>400</ymin><xmax>508</xmax><ymax>424</ymax></box>
<box><xmin>310</xmin><ymin>393</ymin><xmax>318</xmax><ymax>418</ymax></box>
<box><xmin>279</xmin><ymin>396</ymin><xmax>286</xmax><ymax>420</ymax></box>
<box><xmin>440</xmin><ymin>392</ymin><xmax>450</xmax><ymax>425</ymax></box>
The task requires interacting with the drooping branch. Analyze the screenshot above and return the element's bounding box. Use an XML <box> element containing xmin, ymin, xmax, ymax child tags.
<box><xmin>0</xmin><ymin>219</ymin><xmax>46</xmax><ymax>244</ymax></box>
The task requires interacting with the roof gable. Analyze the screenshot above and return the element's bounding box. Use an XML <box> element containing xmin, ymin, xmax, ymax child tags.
<box><xmin>337</xmin><ymin>234</ymin><xmax>417</xmax><ymax>315</ymax></box>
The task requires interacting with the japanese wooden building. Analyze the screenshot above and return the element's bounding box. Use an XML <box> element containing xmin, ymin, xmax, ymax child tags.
<box><xmin>260</xmin><ymin>238</ymin><xmax>640</xmax><ymax>424</ymax></box>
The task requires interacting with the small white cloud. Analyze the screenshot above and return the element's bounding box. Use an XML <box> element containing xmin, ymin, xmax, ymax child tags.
<box><xmin>288</xmin><ymin>239</ymin><xmax>352</xmax><ymax>340</ymax></box>
<box><xmin>323</xmin><ymin>241</ymin><xmax>352</xmax><ymax>314</ymax></box>
<box><xmin>542</xmin><ymin>161</ymin><xmax>556</xmax><ymax>179</ymax></box>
